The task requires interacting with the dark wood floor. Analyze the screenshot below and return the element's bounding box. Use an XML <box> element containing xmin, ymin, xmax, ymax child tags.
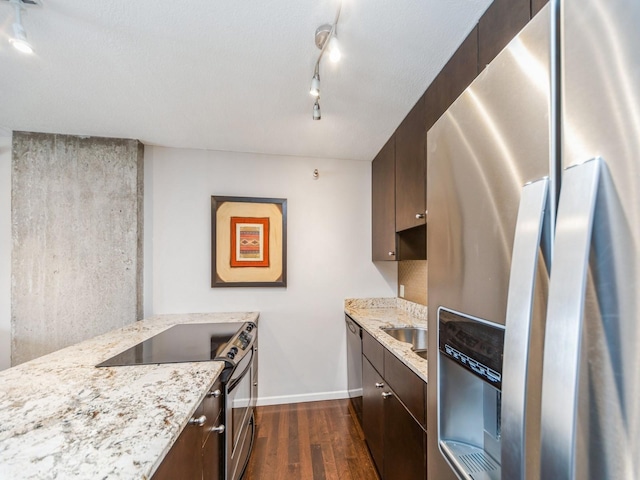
<box><xmin>244</xmin><ymin>399</ymin><xmax>379</xmax><ymax>480</ymax></box>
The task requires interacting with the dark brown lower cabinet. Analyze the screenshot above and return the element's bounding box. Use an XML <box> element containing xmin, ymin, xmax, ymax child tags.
<box><xmin>153</xmin><ymin>378</ymin><xmax>224</xmax><ymax>480</ymax></box>
<box><xmin>202</xmin><ymin>421</ymin><xmax>222</xmax><ymax>480</ymax></box>
<box><xmin>384</xmin><ymin>393</ymin><xmax>427</xmax><ymax>480</ymax></box>
<box><xmin>152</xmin><ymin>418</ymin><xmax>202</xmax><ymax>480</ymax></box>
<box><xmin>363</xmin><ymin>358</ymin><xmax>385</xmax><ymax>473</ymax></box>
<box><xmin>362</xmin><ymin>352</ymin><xmax>427</xmax><ymax>479</ymax></box>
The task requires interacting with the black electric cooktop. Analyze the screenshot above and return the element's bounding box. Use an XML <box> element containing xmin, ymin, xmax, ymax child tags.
<box><xmin>96</xmin><ymin>322</ymin><xmax>245</xmax><ymax>367</ymax></box>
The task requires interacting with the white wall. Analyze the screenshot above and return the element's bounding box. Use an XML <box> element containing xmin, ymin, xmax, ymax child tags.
<box><xmin>145</xmin><ymin>146</ymin><xmax>397</xmax><ymax>405</ymax></box>
<box><xmin>0</xmin><ymin>132</ymin><xmax>11</xmax><ymax>371</ymax></box>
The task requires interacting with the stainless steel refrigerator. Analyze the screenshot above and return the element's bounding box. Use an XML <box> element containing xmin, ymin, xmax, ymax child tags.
<box><xmin>426</xmin><ymin>0</ymin><xmax>640</xmax><ymax>479</ymax></box>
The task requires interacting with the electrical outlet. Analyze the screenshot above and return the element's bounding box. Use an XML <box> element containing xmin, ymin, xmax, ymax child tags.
<box><xmin>399</xmin><ymin>284</ymin><xmax>405</xmax><ymax>298</ymax></box>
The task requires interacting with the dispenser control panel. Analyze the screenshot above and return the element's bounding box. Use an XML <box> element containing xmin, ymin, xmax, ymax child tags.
<box><xmin>438</xmin><ymin>307</ymin><xmax>505</xmax><ymax>390</ymax></box>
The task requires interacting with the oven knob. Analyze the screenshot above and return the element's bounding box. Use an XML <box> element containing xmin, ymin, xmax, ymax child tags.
<box><xmin>227</xmin><ymin>351</ymin><xmax>235</xmax><ymax>360</ymax></box>
<box><xmin>231</xmin><ymin>347</ymin><xmax>238</xmax><ymax>354</ymax></box>
<box><xmin>246</xmin><ymin>324</ymin><xmax>253</xmax><ymax>332</ymax></box>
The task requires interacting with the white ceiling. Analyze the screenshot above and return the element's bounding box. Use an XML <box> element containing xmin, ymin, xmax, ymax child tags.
<box><xmin>0</xmin><ymin>0</ymin><xmax>491</xmax><ymax>161</ymax></box>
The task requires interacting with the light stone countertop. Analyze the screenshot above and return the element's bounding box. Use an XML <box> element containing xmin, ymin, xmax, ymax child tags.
<box><xmin>344</xmin><ymin>298</ymin><xmax>428</xmax><ymax>383</ymax></box>
<box><xmin>0</xmin><ymin>312</ymin><xmax>259</xmax><ymax>480</ymax></box>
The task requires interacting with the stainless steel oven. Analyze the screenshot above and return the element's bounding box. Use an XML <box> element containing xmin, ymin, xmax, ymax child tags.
<box><xmin>96</xmin><ymin>320</ymin><xmax>258</xmax><ymax>479</ymax></box>
<box><xmin>218</xmin><ymin>325</ymin><xmax>258</xmax><ymax>480</ymax></box>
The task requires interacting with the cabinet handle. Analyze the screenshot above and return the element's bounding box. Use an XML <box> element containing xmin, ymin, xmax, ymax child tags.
<box><xmin>375</xmin><ymin>382</ymin><xmax>385</xmax><ymax>388</ymax></box>
<box><xmin>382</xmin><ymin>392</ymin><xmax>393</xmax><ymax>399</ymax></box>
<box><xmin>207</xmin><ymin>389</ymin><xmax>222</xmax><ymax>398</ymax></box>
<box><xmin>211</xmin><ymin>424</ymin><xmax>225</xmax><ymax>434</ymax></box>
<box><xmin>415</xmin><ymin>213</ymin><xmax>425</xmax><ymax>219</ymax></box>
<box><xmin>189</xmin><ymin>415</ymin><xmax>207</xmax><ymax>427</ymax></box>
<box><xmin>388</xmin><ymin>251</ymin><xmax>395</xmax><ymax>256</ymax></box>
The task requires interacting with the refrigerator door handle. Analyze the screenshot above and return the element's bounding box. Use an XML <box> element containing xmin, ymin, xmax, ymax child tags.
<box><xmin>540</xmin><ymin>157</ymin><xmax>602</xmax><ymax>479</ymax></box>
<box><xmin>501</xmin><ymin>176</ymin><xmax>549</xmax><ymax>480</ymax></box>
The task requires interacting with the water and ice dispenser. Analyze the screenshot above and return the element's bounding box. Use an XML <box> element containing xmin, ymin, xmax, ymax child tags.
<box><xmin>438</xmin><ymin>307</ymin><xmax>504</xmax><ymax>480</ymax></box>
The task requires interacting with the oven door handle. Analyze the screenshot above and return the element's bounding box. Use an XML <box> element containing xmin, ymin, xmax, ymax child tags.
<box><xmin>228</xmin><ymin>350</ymin><xmax>254</xmax><ymax>391</ymax></box>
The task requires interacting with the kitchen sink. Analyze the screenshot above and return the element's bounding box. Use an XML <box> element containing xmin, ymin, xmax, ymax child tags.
<box><xmin>413</xmin><ymin>349</ymin><xmax>428</xmax><ymax>360</ymax></box>
<box><xmin>381</xmin><ymin>327</ymin><xmax>428</xmax><ymax>351</ymax></box>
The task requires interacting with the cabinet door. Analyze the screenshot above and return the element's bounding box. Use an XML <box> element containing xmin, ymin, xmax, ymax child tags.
<box><xmin>395</xmin><ymin>94</ymin><xmax>426</xmax><ymax>232</ymax></box>
<box><xmin>362</xmin><ymin>357</ymin><xmax>385</xmax><ymax>474</ymax></box>
<box><xmin>362</xmin><ymin>329</ymin><xmax>384</xmax><ymax>375</ymax></box>
<box><xmin>202</xmin><ymin>379</ymin><xmax>223</xmax><ymax>446</ymax></box>
<box><xmin>372</xmin><ymin>136</ymin><xmax>396</xmax><ymax>261</ymax></box>
<box><xmin>384</xmin><ymin>349</ymin><xmax>426</xmax><ymax>428</ymax></box>
<box><xmin>531</xmin><ymin>0</ymin><xmax>549</xmax><ymax>16</ymax></box>
<box><xmin>202</xmin><ymin>413</ymin><xmax>223</xmax><ymax>480</ymax></box>
<box><xmin>478</xmin><ymin>0</ymin><xmax>530</xmax><ymax>70</ymax></box>
<box><xmin>383</xmin><ymin>393</ymin><xmax>427</xmax><ymax>480</ymax></box>
<box><xmin>152</xmin><ymin>409</ymin><xmax>203</xmax><ymax>480</ymax></box>
<box><xmin>425</xmin><ymin>26</ymin><xmax>479</xmax><ymax>132</ymax></box>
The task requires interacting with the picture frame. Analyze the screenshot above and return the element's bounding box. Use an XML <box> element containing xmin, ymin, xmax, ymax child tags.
<box><xmin>211</xmin><ymin>196</ymin><xmax>287</xmax><ymax>287</ymax></box>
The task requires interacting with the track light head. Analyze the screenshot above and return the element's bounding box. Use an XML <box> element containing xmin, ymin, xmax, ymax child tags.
<box><xmin>313</xmin><ymin>99</ymin><xmax>321</xmax><ymax>120</ymax></box>
<box><xmin>328</xmin><ymin>35</ymin><xmax>341</xmax><ymax>63</ymax></box>
<box><xmin>8</xmin><ymin>0</ymin><xmax>36</xmax><ymax>54</ymax></box>
<box><xmin>10</xmin><ymin>22</ymin><xmax>33</xmax><ymax>54</ymax></box>
<box><xmin>310</xmin><ymin>73</ymin><xmax>320</xmax><ymax>97</ymax></box>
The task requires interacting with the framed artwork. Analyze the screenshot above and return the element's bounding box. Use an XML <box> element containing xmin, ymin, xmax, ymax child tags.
<box><xmin>211</xmin><ymin>196</ymin><xmax>287</xmax><ymax>287</ymax></box>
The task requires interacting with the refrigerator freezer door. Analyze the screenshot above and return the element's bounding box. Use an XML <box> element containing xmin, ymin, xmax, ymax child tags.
<box><xmin>427</xmin><ymin>7</ymin><xmax>551</xmax><ymax>480</ymax></box>
<box><xmin>559</xmin><ymin>0</ymin><xmax>640</xmax><ymax>478</ymax></box>
<box><xmin>540</xmin><ymin>158</ymin><xmax>602</xmax><ymax>479</ymax></box>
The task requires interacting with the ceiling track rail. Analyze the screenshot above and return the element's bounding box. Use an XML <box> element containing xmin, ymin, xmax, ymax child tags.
<box><xmin>1</xmin><ymin>0</ymin><xmax>41</xmax><ymax>6</ymax></box>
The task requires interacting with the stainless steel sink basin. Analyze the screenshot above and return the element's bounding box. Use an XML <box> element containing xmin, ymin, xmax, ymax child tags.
<box><xmin>413</xmin><ymin>349</ymin><xmax>428</xmax><ymax>360</ymax></box>
<box><xmin>381</xmin><ymin>327</ymin><xmax>428</xmax><ymax>351</ymax></box>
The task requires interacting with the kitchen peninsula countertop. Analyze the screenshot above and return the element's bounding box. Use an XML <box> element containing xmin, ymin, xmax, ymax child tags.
<box><xmin>345</xmin><ymin>297</ymin><xmax>428</xmax><ymax>382</ymax></box>
<box><xmin>0</xmin><ymin>312</ymin><xmax>259</xmax><ymax>480</ymax></box>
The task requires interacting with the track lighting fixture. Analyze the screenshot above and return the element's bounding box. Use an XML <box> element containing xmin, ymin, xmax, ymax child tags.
<box><xmin>313</xmin><ymin>99</ymin><xmax>321</xmax><ymax>120</ymax></box>
<box><xmin>328</xmin><ymin>35</ymin><xmax>341</xmax><ymax>63</ymax></box>
<box><xmin>310</xmin><ymin>72</ymin><xmax>320</xmax><ymax>97</ymax></box>
<box><xmin>10</xmin><ymin>21</ymin><xmax>32</xmax><ymax>54</ymax></box>
<box><xmin>308</xmin><ymin>0</ymin><xmax>342</xmax><ymax>120</ymax></box>
<box><xmin>6</xmin><ymin>0</ymin><xmax>38</xmax><ymax>54</ymax></box>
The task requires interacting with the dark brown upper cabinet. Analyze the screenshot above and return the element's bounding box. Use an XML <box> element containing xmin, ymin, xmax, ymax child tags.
<box><xmin>372</xmin><ymin>136</ymin><xmax>397</xmax><ymax>261</ymax></box>
<box><xmin>425</xmin><ymin>26</ymin><xmax>479</xmax><ymax>132</ymax></box>
<box><xmin>478</xmin><ymin>0</ymin><xmax>530</xmax><ymax>70</ymax></box>
<box><xmin>371</xmin><ymin>0</ymin><xmax>541</xmax><ymax>264</ymax></box>
<box><xmin>395</xmin><ymin>94</ymin><xmax>427</xmax><ymax>232</ymax></box>
<box><xmin>532</xmin><ymin>0</ymin><xmax>549</xmax><ymax>17</ymax></box>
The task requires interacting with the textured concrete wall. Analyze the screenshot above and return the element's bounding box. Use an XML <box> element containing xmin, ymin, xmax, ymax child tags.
<box><xmin>11</xmin><ymin>132</ymin><xmax>143</xmax><ymax>365</ymax></box>
<box><xmin>0</xmin><ymin>132</ymin><xmax>11</xmax><ymax>371</ymax></box>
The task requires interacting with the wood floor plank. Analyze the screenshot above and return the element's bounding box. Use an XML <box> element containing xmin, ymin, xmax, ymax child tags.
<box><xmin>297</xmin><ymin>402</ymin><xmax>315</xmax><ymax>479</ymax></box>
<box><xmin>245</xmin><ymin>399</ymin><xmax>378</xmax><ymax>480</ymax></box>
<box><xmin>288</xmin><ymin>403</ymin><xmax>300</xmax><ymax>465</ymax></box>
<box><xmin>310</xmin><ymin>443</ymin><xmax>327</xmax><ymax>480</ymax></box>
<box><xmin>275</xmin><ymin>405</ymin><xmax>290</xmax><ymax>479</ymax></box>
<box><xmin>263</xmin><ymin>406</ymin><xmax>284</xmax><ymax>474</ymax></box>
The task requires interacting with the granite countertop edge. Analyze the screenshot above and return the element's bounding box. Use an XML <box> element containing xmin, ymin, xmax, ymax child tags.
<box><xmin>344</xmin><ymin>297</ymin><xmax>428</xmax><ymax>383</ymax></box>
<box><xmin>0</xmin><ymin>311</ymin><xmax>259</xmax><ymax>480</ymax></box>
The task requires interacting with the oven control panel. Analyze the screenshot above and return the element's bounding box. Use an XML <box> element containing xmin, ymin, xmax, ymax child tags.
<box><xmin>218</xmin><ymin>322</ymin><xmax>256</xmax><ymax>364</ymax></box>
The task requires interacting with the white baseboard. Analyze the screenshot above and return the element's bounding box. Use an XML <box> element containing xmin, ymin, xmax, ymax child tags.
<box><xmin>256</xmin><ymin>390</ymin><xmax>350</xmax><ymax>407</ymax></box>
